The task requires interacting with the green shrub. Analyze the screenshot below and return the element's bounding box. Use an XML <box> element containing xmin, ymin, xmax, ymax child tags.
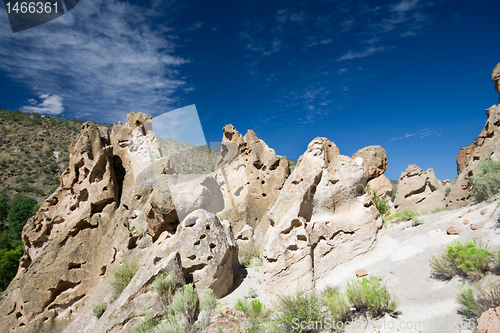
<box><xmin>199</xmin><ymin>288</ymin><xmax>219</xmax><ymax>327</ymax></box>
<box><xmin>135</xmin><ymin>309</ymin><xmax>162</xmax><ymax>333</ymax></box>
<box><xmin>235</xmin><ymin>298</ymin><xmax>271</xmax><ymax>333</ymax></box>
<box><xmin>430</xmin><ymin>253</ymin><xmax>456</xmax><ymax>280</ymax></box>
<box><xmin>431</xmin><ymin>207</ymin><xmax>448</xmax><ymax>214</ymax></box>
<box><xmin>273</xmin><ymin>289</ymin><xmax>324</xmax><ymax>333</ymax></box>
<box><xmin>366</xmin><ymin>184</ymin><xmax>390</xmax><ymax>217</ymax></box>
<box><xmin>411</xmin><ymin>217</ymin><xmax>423</xmax><ymax>227</ymax></box>
<box><xmin>345</xmin><ymin>276</ymin><xmax>399</xmax><ymax>319</ymax></box>
<box><xmin>92</xmin><ymin>301</ymin><xmax>107</xmax><ymax>318</ymax></box>
<box><xmin>447</xmin><ymin>241</ymin><xmax>492</xmax><ymax>279</ymax></box>
<box><xmin>151</xmin><ymin>272</ymin><xmax>176</xmax><ymax>306</ymax></box>
<box><xmin>458</xmin><ymin>280</ymin><xmax>500</xmax><ymax>319</ymax></box>
<box><xmin>385</xmin><ymin>210</ymin><xmax>419</xmax><ymax>222</ymax></box>
<box><xmin>468</xmin><ymin>157</ymin><xmax>500</xmax><ymax>202</ymax></box>
<box><xmin>0</xmin><ymin>244</ymin><xmax>24</xmax><ymax>291</ymax></box>
<box><xmin>170</xmin><ymin>283</ymin><xmax>199</xmax><ymax>330</ymax></box>
<box><xmin>239</xmin><ymin>247</ymin><xmax>262</xmax><ymax>268</ymax></box>
<box><xmin>444</xmin><ymin>186</ymin><xmax>452</xmax><ymax>197</ymax></box>
<box><xmin>7</xmin><ymin>197</ymin><xmax>37</xmax><ymax>240</ymax></box>
<box><xmin>431</xmin><ymin>240</ymin><xmax>492</xmax><ymax>280</ymax></box>
<box><xmin>247</xmin><ymin>287</ymin><xmax>258</xmax><ymax>299</ymax></box>
<box><xmin>110</xmin><ymin>259</ymin><xmax>139</xmax><ymax>295</ymax></box>
<box><xmin>322</xmin><ymin>285</ymin><xmax>350</xmax><ymax>323</ymax></box>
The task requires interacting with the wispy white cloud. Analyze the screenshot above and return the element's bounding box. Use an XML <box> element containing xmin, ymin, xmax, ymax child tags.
<box><xmin>338</xmin><ymin>46</ymin><xmax>386</xmax><ymax>61</ymax></box>
<box><xmin>390</xmin><ymin>128</ymin><xmax>437</xmax><ymax>140</ymax></box>
<box><xmin>240</xmin><ymin>32</ymin><xmax>283</xmax><ymax>55</ymax></box>
<box><xmin>0</xmin><ymin>0</ymin><xmax>186</xmax><ymax>122</ymax></box>
<box><xmin>341</xmin><ymin>19</ymin><xmax>355</xmax><ymax>32</ymax></box>
<box><xmin>391</xmin><ymin>0</ymin><xmax>419</xmax><ymax>13</ymax></box>
<box><xmin>20</xmin><ymin>94</ymin><xmax>64</xmax><ymax>115</ymax></box>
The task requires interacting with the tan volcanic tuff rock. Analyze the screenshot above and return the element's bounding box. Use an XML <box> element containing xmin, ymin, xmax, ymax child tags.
<box><xmin>493</xmin><ymin>62</ymin><xmax>500</xmax><ymax>102</ymax></box>
<box><xmin>394</xmin><ymin>165</ymin><xmax>446</xmax><ymax>214</ymax></box>
<box><xmin>0</xmin><ymin>112</ymin><xmax>238</xmax><ymax>333</ymax></box>
<box><xmin>479</xmin><ymin>306</ymin><xmax>500</xmax><ymax>333</ymax></box>
<box><xmin>447</xmin><ymin>64</ymin><xmax>500</xmax><ymax>208</ymax></box>
<box><xmin>214</xmin><ymin>124</ymin><xmax>290</xmax><ymax>251</ymax></box>
<box><xmin>261</xmin><ymin>137</ymin><xmax>382</xmax><ymax>300</ymax></box>
<box><xmin>352</xmin><ymin>145</ymin><xmax>388</xmax><ymax>181</ymax></box>
<box><xmin>368</xmin><ymin>174</ymin><xmax>393</xmax><ymax>198</ymax></box>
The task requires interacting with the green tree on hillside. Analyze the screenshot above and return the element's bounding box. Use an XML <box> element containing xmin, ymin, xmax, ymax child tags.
<box><xmin>0</xmin><ymin>232</ymin><xmax>23</xmax><ymax>291</ymax></box>
<box><xmin>7</xmin><ymin>197</ymin><xmax>37</xmax><ymax>240</ymax></box>
<box><xmin>0</xmin><ymin>190</ymin><xmax>9</xmax><ymax>230</ymax></box>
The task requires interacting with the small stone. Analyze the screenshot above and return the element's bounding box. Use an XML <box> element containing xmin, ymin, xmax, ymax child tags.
<box><xmin>221</xmin><ymin>307</ymin><xmax>230</xmax><ymax>315</ymax></box>
<box><xmin>471</xmin><ymin>224</ymin><xmax>478</xmax><ymax>230</ymax></box>
<box><xmin>390</xmin><ymin>271</ymin><xmax>395</xmax><ymax>275</ymax></box>
<box><xmin>356</xmin><ymin>269</ymin><xmax>368</xmax><ymax>277</ymax></box>
<box><xmin>463</xmin><ymin>219</ymin><xmax>470</xmax><ymax>225</ymax></box>
<box><xmin>447</xmin><ymin>227</ymin><xmax>460</xmax><ymax>235</ymax></box>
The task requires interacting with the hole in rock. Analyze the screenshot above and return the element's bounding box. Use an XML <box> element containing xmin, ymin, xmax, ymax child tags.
<box><xmin>68</xmin><ymin>262</ymin><xmax>83</xmax><ymax>270</ymax></box>
<box><xmin>187</xmin><ymin>255</ymin><xmax>197</xmax><ymax>260</ymax></box>
<box><xmin>100</xmin><ymin>266</ymin><xmax>107</xmax><ymax>276</ymax></box>
<box><xmin>209</xmin><ymin>243</ymin><xmax>216</xmax><ymax>249</ymax></box>
<box><xmin>194</xmin><ymin>240</ymin><xmax>200</xmax><ymax>246</ymax></box>
<box><xmin>113</xmin><ymin>155</ymin><xmax>126</xmax><ymax>204</ymax></box>
<box><xmin>297</xmin><ymin>235</ymin><xmax>307</xmax><ymax>241</ymax></box>
<box><xmin>200</xmin><ymin>234</ymin><xmax>206</xmax><ymax>240</ymax></box>
<box><xmin>153</xmin><ymin>257</ymin><xmax>162</xmax><ymax>265</ymax></box>
<box><xmin>128</xmin><ymin>236</ymin><xmax>138</xmax><ymax>250</ymax></box>
<box><xmin>207</xmin><ymin>256</ymin><xmax>213</xmax><ymax>261</ymax></box>
<box><xmin>281</xmin><ymin>219</ymin><xmax>302</xmax><ymax>234</ymax></box>
<box><xmin>253</xmin><ymin>161</ymin><xmax>263</xmax><ymax>169</ymax></box>
<box><xmin>89</xmin><ymin>154</ymin><xmax>107</xmax><ymax>183</ymax></box>
<box><xmin>78</xmin><ymin>189</ymin><xmax>89</xmax><ymax>202</ymax></box>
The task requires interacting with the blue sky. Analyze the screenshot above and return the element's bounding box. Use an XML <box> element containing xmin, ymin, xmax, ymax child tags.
<box><xmin>0</xmin><ymin>0</ymin><xmax>499</xmax><ymax>181</ymax></box>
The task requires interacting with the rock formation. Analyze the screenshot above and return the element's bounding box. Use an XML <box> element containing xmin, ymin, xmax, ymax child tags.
<box><xmin>0</xmin><ymin>113</ymin><xmax>238</xmax><ymax>333</ymax></box>
<box><xmin>368</xmin><ymin>174</ymin><xmax>393</xmax><ymax>199</ymax></box>
<box><xmin>394</xmin><ymin>165</ymin><xmax>446</xmax><ymax>213</ymax></box>
<box><xmin>494</xmin><ymin>62</ymin><xmax>500</xmax><ymax>103</ymax></box>
<box><xmin>261</xmin><ymin>137</ymin><xmax>382</xmax><ymax>299</ymax></box>
<box><xmin>352</xmin><ymin>145</ymin><xmax>388</xmax><ymax>181</ymax></box>
<box><xmin>447</xmin><ymin>63</ymin><xmax>500</xmax><ymax>208</ymax></box>
<box><xmin>479</xmin><ymin>306</ymin><xmax>500</xmax><ymax>333</ymax></box>
<box><xmin>214</xmin><ymin>125</ymin><xmax>290</xmax><ymax>251</ymax></box>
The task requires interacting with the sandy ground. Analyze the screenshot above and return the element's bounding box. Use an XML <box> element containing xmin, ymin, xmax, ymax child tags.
<box><xmin>219</xmin><ymin>200</ymin><xmax>500</xmax><ymax>332</ymax></box>
<box><xmin>318</xmin><ymin>201</ymin><xmax>500</xmax><ymax>333</ymax></box>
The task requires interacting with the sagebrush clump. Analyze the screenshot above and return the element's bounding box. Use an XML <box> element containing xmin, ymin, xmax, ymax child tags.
<box><xmin>110</xmin><ymin>259</ymin><xmax>140</xmax><ymax>295</ymax></box>
<box><xmin>366</xmin><ymin>184</ymin><xmax>390</xmax><ymax>217</ymax></box>
<box><xmin>273</xmin><ymin>289</ymin><xmax>324</xmax><ymax>333</ymax></box>
<box><xmin>239</xmin><ymin>247</ymin><xmax>262</xmax><ymax>268</ymax></box>
<box><xmin>468</xmin><ymin>157</ymin><xmax>500</xmax><ymax>202</ymax></box>
<box><xmin>151</xmin><ymin>272</ymin><xmax>177</xmax><ymax>306</ymax></box>
<box><xmin>235</xmin><ymin>298</ymin><xmax>271</xmax><ymax>333</ymax></box>
<box><xmin>458</xmin><ymin>279</ymin><xmax>500</xmax><ymax>319</ymax></box>
<box><xmin>430</xmin><ymin>240</ymin><xmax>492</xmax><ymax>280</ymax></box>
<box><xmin>344</xmin><ymin>276</ymin><xmax>399</xmax><ymax>319</ymax></box>
<box><xmin>92</xmin><ymin>301</ymin><xmax>107</xmax><ymax>318</ymax></box>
